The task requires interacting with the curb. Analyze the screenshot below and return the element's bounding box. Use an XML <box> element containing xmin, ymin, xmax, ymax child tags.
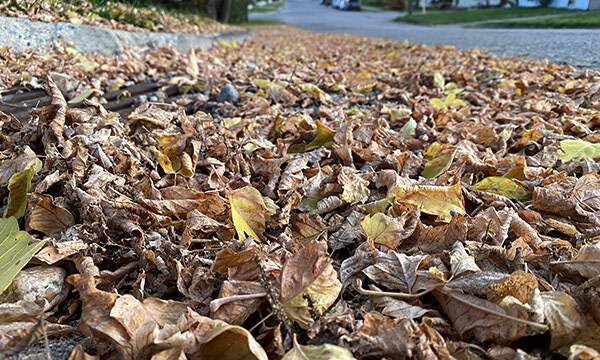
<box><xmin>0</xmin><ymin>17</ymin><xmax>253</xmax><ymax>55</ymax></box>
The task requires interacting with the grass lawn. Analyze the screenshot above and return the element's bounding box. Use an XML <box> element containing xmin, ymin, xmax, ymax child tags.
<box><xmin>395</xmin><ymin>7</ymin><xmax>579</xmax><ymax>25</ymax></box>
<box><xmin>492</xmin><ymin>10</ymin><xmax>600</xmax><ymax>27</ymax></box>
<box><xmin>243</xmin><ymin>19</ymin><xmax>286</xmax><ymax>25</ymax></box>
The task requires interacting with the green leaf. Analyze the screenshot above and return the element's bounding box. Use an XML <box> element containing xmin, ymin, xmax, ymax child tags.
<box><xmin>470</xmin><ymin>176</ymin><xmax>530</xmax><ymax>200</ymax></box>
<box><xmin>68</xmin><ymin>88</ymin><xmax>96</xmax><ymax>104</ymax></box>
<box><xmin>229</xmin><ymin>186</ymin><xmax>266</xmax><ymax>242</ymax></box>
<box><xmin>400</xmin><ymin>118</ymin><xmax>417</xmax><ymax>138</ymax></box>
<box><xmin>305</xmin><ymin>120</ymin><xmax>336</xmax><ymax>151</ymax></box>
<box><xmin>421</xmin><ymin>150</ymin><xmax>455</xmax><ymax>179</ymax></box>
<box><xmin>559</xmin><ymin>139</ymin><xmax>600</xmax><ymax>163</ymax></box>
<box><xmin>4</xmin><ymin>160</ymin><xmax>41</xmax><ymax>219</ymax></box>
<box><xmin>283</xmin><ymin>336</ymin><xmax>356</xmax><ymax>360</ymax></box>
<box><xmin>0</xmin><ymin>217</ymin><xmax>47</xmax><ymax>295</ymax></box>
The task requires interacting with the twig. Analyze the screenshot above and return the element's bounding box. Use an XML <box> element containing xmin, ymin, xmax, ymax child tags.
<box><xmin>354</xmin><ymin>279</ymin><xmax>443</xmax><ymax>299</ymax></box>
<box><xmin>210</xmin><ymin>292</ymin><xmax>267</xmax><ymax>313</ymax></box>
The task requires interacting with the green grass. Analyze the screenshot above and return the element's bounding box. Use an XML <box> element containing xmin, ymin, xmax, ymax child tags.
<box><xmin>395</xmin><ymin>7</ymin><xmax>579</xmax><ymax>25</ymax></box>
<box><xmin>492</xmin><ymin>10</ymin><xmax>600</xmax><ymax>27</ymax></box>
<box><xmin>249</xmin><ymin>0</ymin><xmax>286</xmax><ymax>13</ymax></box>
<box><xmin>243</xmin><ymin>19</ymin><xmax>286</xmax><ymax>26</ymax></box>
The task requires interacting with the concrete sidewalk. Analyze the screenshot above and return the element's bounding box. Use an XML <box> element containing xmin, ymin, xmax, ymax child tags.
<box><xmin>0</xmin><ymin>16</ymin><xmax>253</xmax><ymax>55</ymax></box>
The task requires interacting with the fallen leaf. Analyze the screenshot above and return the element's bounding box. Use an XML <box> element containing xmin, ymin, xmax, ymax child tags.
<box><xmin>278</xmin><ymin>241</ymin><xmax>342</xmax><ymax>329</ymax></box>
<box><xmin>390</xmin><ymin>183</ymin><xmax>465</xmax><ymax>222</ymax></box>
<box><xmin>0</xmin><ymin>217</ymin><xmax>47</xmax><ymax>295</ymax></box>
<box><xmin>28</xmin><ymin>194</ymin><xmax>75</xmax><ymax>238</ymax></box>
<box><xmin>229</xmin><ymin>186</ymin><xmax>267</xmax><ymax>242</ymax></box>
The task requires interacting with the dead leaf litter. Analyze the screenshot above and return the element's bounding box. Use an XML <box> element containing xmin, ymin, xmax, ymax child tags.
<box><xmin>1</xmin><ymin>25</ymin><xmax>600</xmax><ymax>359</ymax></box>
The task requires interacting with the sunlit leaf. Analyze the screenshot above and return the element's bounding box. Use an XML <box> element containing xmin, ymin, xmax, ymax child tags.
<box><xmin>559</xmin><ymin>139</ymin><xmax>600</xmax><ymax>163</ymax></box>
<box><xmin>0</xmin><ymin>217</ymin><xmax>47</xmax><ymax>295</ymax></box>
<box><xmin>361</xmin><ymin>213</ymin><xmax>412</xmax><ymax>249</ymax></box>
<box><xmin>305</xmin><ymin>120</ymin><xmax>335</xmax><ymax>151</ymax></box>
<box><xmin>430</xmin><ymin>98</ymin><xmax>446</xmax><ymax>109</ymax></box>
<box><xmin>178</xmin><ymin>152</ymin><xmax>194</xmax><ymax>178</ymax></box>
<box><xmin>390</xmin><ymin>183</ymin><xmax>465</xmax><ymax>222</ymax></box>
<box><xmin>471</xmin><ymin>177</ymin><xmax>530</xmax><ymax>200</ymax></box>
<box><xmin>229</xmin><ymin>186</ymin><xmax>266</xmax><ymax>242</ymax></box>
<box><xmin>298</xmin><ymin>83</ymin><xmax>331</xmax><ymax>102</ymax></box>
<box><xmin>434</xmin><ymin>72</ymin><xmax>445</xmax><ymax>89</ymax></box>
<box><xmin>150</xmin><ymin>146</ymin><xmax>175</xmax><ymax>174</ymax></box>
<box><xmin>188</xmin><ymin>48</ymin><xmax>199</xmax><ymax>78</ymax></box>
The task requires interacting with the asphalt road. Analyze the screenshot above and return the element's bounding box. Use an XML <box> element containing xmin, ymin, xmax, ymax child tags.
<box><xmin>251</xmin><ymin>0</ymin><xmax>600</xmax><ymax>69</ymax></box>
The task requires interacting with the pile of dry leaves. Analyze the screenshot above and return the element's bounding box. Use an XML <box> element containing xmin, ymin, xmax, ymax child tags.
<box><xmin>0</xmin><ymin>0</ymin><xmax>238</xmax><ymax>34</ymax></box>
<box><xmin>1</xmin><ymin>26</ymin><xmax>600</xmax><ymax>359</ymax></box>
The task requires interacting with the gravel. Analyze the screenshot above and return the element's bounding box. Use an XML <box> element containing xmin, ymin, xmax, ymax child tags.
<box><xmin>251</xmin><ymin>0</ymin><xmax>600</xmax><ymax>69</ymax></box>
<box><xmin>0</xmin><ymin>17</ymin><xmax>253</xmax><ymax>55</ymax></box>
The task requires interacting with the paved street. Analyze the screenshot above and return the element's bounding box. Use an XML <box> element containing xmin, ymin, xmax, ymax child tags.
<box><xmin>251</xmin><ymin>0</ymin><xmax>600</xmax><ymax>69</ymax></box>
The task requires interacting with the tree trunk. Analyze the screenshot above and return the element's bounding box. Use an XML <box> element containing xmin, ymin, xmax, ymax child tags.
<box><xmin>206</xmin><ymin>0</ymin><xmax>217</xmax><ymax>19</ymax></box>
<box><xmin>220</xmin><ymin>0</ymin><xmax>233</xmax><ymax>23</ymax></box>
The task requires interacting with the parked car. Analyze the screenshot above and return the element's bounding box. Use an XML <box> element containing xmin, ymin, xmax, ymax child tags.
<box><xmin>321</xmin><ymin>0</ymin><xmax>333</xmax><ymax>5</ymax></box>
<box><xmin>331</xmin><ymin>0</ymin><xmax>360</xmax><ymax>10</ymax></box>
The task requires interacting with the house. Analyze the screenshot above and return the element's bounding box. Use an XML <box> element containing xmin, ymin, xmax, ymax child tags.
<box><xmin>454</xmin><ymin>0</ymin><xmax>599</xmax><ymax>10</ymax></box>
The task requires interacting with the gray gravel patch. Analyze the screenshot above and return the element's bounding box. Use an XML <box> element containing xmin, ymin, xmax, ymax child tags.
<box><xmin>0</xmin><ymin>16</ymin><xmax>253</xmax><ymax>55</ymax></box>
<box><xmin>252</xmin><ymin>0</ymin><xmax>600</xmax><ymax>69</ymax></box>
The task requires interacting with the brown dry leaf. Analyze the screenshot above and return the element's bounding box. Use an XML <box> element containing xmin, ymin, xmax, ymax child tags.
<box><xmin>28</xmin><ymin>194</ymin><xmax>75</xmax><ymax>238</ymax></box>
<box><xmin>68</xmin><ymin>274</ymin><xmax>268</xmax><ymax>360</ymax></box>
<box><xmin>349</xmin><ymin>312</ymin><xmax>454</xmax><ymax>359</ymax></box>
<box><xmin>540</xmin><ymin>291</ymin><xmax>585</xmax><ymax>350</ymax></box>
<box><xmin>278</xmin><ymin>241</ymin><xmax>342</xmax><ymax>329</ymax></box>
<box><xmin>211</xmin><ymin>280</ymin><xmax>265</xmax><ymax>325</ymax></box>
<box><xmin>553</xmin><ymin>241</ymin><xmax>600</xmax><ymax>279</ymax></box>
<box><xmin>433</xmin><ymin>287</ymin><xmax>533</xmax><ymax>342</ymax></box>
<box><xmin>362</xmin><ymin>251</ymin><xmax>431</xmax><ymax>293</ymax></box>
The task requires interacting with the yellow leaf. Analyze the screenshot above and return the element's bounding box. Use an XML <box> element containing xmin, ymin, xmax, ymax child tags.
<box><xmin>423</xmin><ymin>142</ymin><xmax>441</xmax><ymax>157</ymax></box>
<box><xmin>470</xmin><ymin>177</ymin><xmax>530</xmax><ymax>200</ymax></box>
<box><xmin>361</xmin><ymin>213</ymin><xmax>409</xmax><ymax>249</ymax></box>
<box><xmin>559</xmin><ymin>139</ymin><xmax>600</xmax><ymax>163</ymax></box>
<box><xmin>150</xmin><ymin>146</ymin><xmax>175</xmax><ymax>174</ymax></box>
<box><xmin>354</xmin><ymin>82</ymin><xmax>378</xmax><ymax>93</ymax></box>
<box><xmin>390</xmin><ymin>183</ymin><xmax>465</xmax><ymax>222</ymax></box>
<box><xmin>430</xmin><ymin>98</ymin><xmax>446</xmax><ymax>109</ymax></box>
<box><xmin>340</xmin><ymin>181</ymin><xmax>370</xmax><ymax>205</ymax></box>
<box><xmin>299</xmin><ymin>83</ymin><xmax>331</xmax><ymax>102</ymax></box>
<box><xmin>188</xmin><ymin>48</ymin><xmax>199</xmax><ymax>78</ymax></box>
<box><xmin>0</xmin><ymin>217</ymin><xmax>47</xmax><ymax>295</ymax></box>
<box><xmin>434</xmin><ymin>72</ymin><xmax>445</xmax><ymax>89</ymax></box>
<box><xmin>255</xmin><ymin>79</ymin><xmax>281</xmax><ymax>90</ymax></box>
<box><xmin>229</xmin><ymin>186</ymin><xmax>266</xmax><ymax>242</ymax></box>
<box><xmin>421</xmin><ymin>149</ymin><xmax>455</xmax><ymax>179</ymax></box>
<box><xmin>305</xmin><ymin>120</ymin><xmax>335</xmax><ymax>151</ymax></box>
<box><xmin>177</xmin><ymin>152</ymin><xmax>194</xmax><ymax>178</ymax></box>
